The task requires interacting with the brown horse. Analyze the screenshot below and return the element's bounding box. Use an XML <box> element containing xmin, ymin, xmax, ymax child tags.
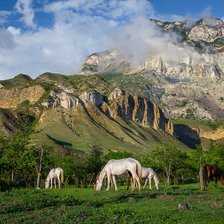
<box><xmin>203</xmin><ymin>164</ymin><xmax>224</xmax><ymax>188</ymax></box>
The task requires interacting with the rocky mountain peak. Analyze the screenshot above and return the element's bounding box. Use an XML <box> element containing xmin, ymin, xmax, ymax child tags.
<box><xmin>198</xmin><ymin>17</ymin><xmax>224</xmax><ymax>27</ymax></box>
<box><xmin>188</xmin><ymin>17</ymin><xmax>224</xmax><ymax>43</ymax></box>
<box><xmin>80</xmin><ymin>17</ymin><xmax>224</xmax><ymax>120</ymax></box>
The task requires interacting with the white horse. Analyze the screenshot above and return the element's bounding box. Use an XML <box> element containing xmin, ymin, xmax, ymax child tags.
<box><xmin>142</xmin><ymin>167</ymin><xmax>159</xmax><ymax>190</ymax></box>
<box><xmin>128</xmin><ymin>167</ymin><xmax>159</xmax><ymax>190</ymax></box>
<box><xmin>45</xmin><ymin>167</ymin><xmax>64</xmax><ymax>189</ymax></box>
<box><xmin>95</xmin><ymin>158</ymin><xmax>142</xmax><ymax>191</ymax></box>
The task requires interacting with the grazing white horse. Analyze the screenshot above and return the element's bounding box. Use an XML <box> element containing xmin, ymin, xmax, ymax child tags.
<box><xmin>128</xmin><ymin>167</ymin><xmax>159</xmax><ymax>190</ymax></box>
<box><xmin>95</xmin><ymin>158</ymin><xmax>142</xmax><ymax>191</ymax></box>
<box><xmin>45</xmin><ymin>167</ymin><xmax>64</xmax><ymax>189</ymax></box>
<box><xmin>142</xmin><ymin>167</ymin><xmax>159</xmax><ymax>190</ymax></box>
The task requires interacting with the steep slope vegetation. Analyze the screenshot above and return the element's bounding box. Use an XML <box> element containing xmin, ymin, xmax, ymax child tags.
<box><xmin>0</xmin><ymin>73</ymin><xmax>186</xmax><ymax>155</ymax></box>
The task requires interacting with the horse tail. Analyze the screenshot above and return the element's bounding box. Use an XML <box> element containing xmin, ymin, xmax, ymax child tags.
<box><xmin>153</xmin><ymin>173</ymin><xmax>160</xmax><ymax>189</ymax></box>
<box><xmin>136</xmin><ymin>160</ymin><xmax>142</xmax><ymax>180</ymax></box>
<box><xmin>60</xmin><ymin>169</ymin><xmax>64</xmax><ymax>183</ymax></box>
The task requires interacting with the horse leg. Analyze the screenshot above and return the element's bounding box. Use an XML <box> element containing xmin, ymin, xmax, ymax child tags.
<box><xmin>134</xmin><ymin>176</ymin><xmax>141</xmax><ymax>191</ymax></box>
<box><xmin>106</xmin><ymin>173</ymin><xmax>111</xmax><ymax>191</ymax></box>
<box><xmin>143</xmin><ymin>178</ymin><xmax>148</xmax><ymax>189</ymax></box>
<box><xmin>130</xmin><ymin>179</ymin><xmax>135</xmax><ymax>191</ymax></box>
<box><xmin>149</xmin><ymin>177</ymin><xmax>152</xmax><ymax>190</ymax></box>
<box><xmin>58</xmin><ymin>176</ymin><xmax>61</xmax><ymax>189</ymax></box>
<box><xmin>127</xmin><ymin>172</ymin><xmax>132</xmax><ymax>190</ymax></box>
<box><xmin>50</xmin><ymin>178</ymin><xmax>53</xmax><ymax>189</ymax></box>
<box><xmin>54</xmin><ymin>178</ymin><xmax>57</xmax><ymax>189</ymax></box>
<box><xmin>112</xmin><ymin>175</ymin><xmax>118</xmax><ymax>191</ymax></box>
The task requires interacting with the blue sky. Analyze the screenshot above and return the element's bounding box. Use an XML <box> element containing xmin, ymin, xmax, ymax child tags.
<box><xmin>0</xmin><ymin>0</ymin><xmax>223</xmax><ymax>79</ymax></box>
<box><xmin>150</xmin><ymin>0</ymin><xmax>224</xmax><ymax>19</ymax></box>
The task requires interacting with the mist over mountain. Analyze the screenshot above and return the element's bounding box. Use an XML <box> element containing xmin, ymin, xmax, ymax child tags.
<box><xmin>1</xmin><ymin>17</ymin><xmax>224</xmax><ymax>153</ymax></box>
<box><xmin>81</xmin><ymin>17</ymin><xmax>224</xmax><ymax>121</ymax></box>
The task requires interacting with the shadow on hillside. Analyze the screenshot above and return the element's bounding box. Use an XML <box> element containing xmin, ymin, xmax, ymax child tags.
<box><xmin>173</xmin><ymin>124</ymin><xmax>201</xmax><ymax>149</ymax></box>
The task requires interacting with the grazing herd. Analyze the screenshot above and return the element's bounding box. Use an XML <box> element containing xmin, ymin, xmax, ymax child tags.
<box><xmin>45</xmin><ymin>158</ymin><xmax>224</xmax><ymax>191</ymax></box>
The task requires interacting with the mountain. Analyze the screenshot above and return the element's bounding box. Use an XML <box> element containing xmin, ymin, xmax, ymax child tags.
<box><xmin>81</xmin><ymin>17</ymin><xmax>224</xmax><ymax>121</ymax></box>
<box><xmin>0</xmin><ymin>73</ymin><xmax>186</xmax><ymax>155</ymax></box>
<box><xmin>1</xmin><ymin>17</ymin><xmax>224</xmax><ymax>154</ymax></box>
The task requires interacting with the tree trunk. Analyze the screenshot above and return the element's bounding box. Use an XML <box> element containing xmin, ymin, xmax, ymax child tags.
<box><xmin>36</xmin><ymin>172</ymin><xmax>41</xmax><ymax>189</ymax></box>
<box><xmin>165</xmin><ymin>164</ymin><xmax>171</xmax><ymax>186</ymax></box>
<box><xmin>36</xmin><ymin>146</ymin><xmax>44</xmax><ymax>189</ymax></box>
<box><xmin>199</xmin><ymin>156</ymin><xmax>206</xmax><ymax>191</ymax></box>
<box><xmin>11</xmin><ymin>170</ymin><xmax>14</xmax><ymax>182</ymax></box>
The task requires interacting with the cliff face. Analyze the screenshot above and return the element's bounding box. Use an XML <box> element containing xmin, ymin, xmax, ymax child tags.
<box><xmin>197</xmin><ymin>127</ymin><xmax>224</xmax><ymax>140</ymax></box>
<box><xmin>42</xmin><ymin>86</ymin><xmax>172</xmax><ymax>134</ymax></box>
<box><xmin>102</xmin><ymin>92</ymin><xmax>173</xmax><ymax>135</ymax></box>
<box><xmin>80</xmin><ymin>18</ymin><xmax>224</xmax><ymax>120</ymax></box>
<box><xmin>0</xmin><ymin>85</ymin><xmax>45</xmax><ymax>108</ymax></box>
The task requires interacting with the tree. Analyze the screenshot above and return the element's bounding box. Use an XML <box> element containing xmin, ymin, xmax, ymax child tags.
<box><xmin>105</xmin><ymin>150</ymin><xmax>132</xmax><ymax>160</ymax></box>
<box><xmin>0</xmin><ymin>133</ymin><xmax>29</xmax><ymax>182</ymax></box>
<box><xmin>86</xmin><ymin>145</ymin><xmax>104</xmax><ymax>184</ymax></box>
<box><xmin>150</xmin><ymin>143</ymin><xmax>188</xmax><ymax>186</ymax></box>
<box><xmin>19</xmin><ymin>144</ymin><xmax>52</xmax><ymax>188</ymax></box>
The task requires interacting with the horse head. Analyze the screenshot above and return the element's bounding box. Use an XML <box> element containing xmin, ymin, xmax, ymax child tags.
<box><xmin>45</xmin><ymin>179</ymin><xmax>49</xmax><ymax>189</ymax></box>
<box><xmin>95</xmin><ymin>177</ymin><xmax>102</xmax><ymax>191</ymax></box>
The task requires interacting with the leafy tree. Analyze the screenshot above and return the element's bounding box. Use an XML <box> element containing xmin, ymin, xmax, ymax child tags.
<box><xmin>86</xmin><ymin>145</ymin><xmax>104</xmax><ymax>184</ymax></box>
<box><xmin>105</xmin><ymin>150</ymin><xmax>132</xmax><ymax>160</ymax></box>
<box><xmin>15</xmin><ymin>144</ymin><xmax>52</xmax><ymax>188</ymax></box>
<box><xmin>0</xmin><ymin>133</ymin><xmax>29</xmax><ymax>182</ymax></box>
<box><xmin>204</xmin><ymin>143</ymin><xmax>224</xmax><ymax>167</ymax></box>
<box><xmin>61</xmin><ymin>155</ymin><xmax>88</xmax><ymax>187</ymax></box>
<box><xmin>150</xmin><ymin>143</ymin><xmax>188</xmax><ymax>185</ymax></box>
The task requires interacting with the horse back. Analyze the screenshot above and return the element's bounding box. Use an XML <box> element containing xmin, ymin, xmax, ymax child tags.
<box><xmin>204</xmin><ymin>164</ymin><xmax>222</xmax><ymax>179</ymax></box>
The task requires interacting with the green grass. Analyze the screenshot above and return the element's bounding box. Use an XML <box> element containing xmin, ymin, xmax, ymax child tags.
<box><xmin>173</xmin><ymin>118</ymin><xmax>224</xmax><ymax>131</ymax></box>
<box><xmin>33</xmin><ymin>104</ymin><xmax>186</xmax><ymax>154</ymax></box>
<box><xmin>1</xmin><ymin>184</ymin><xmax>224</xmax><ymax>224</ymax></box>
<box><xmin>100</xmin><ymin>73</ymin><xmax>156</xmax><ymax>96</ymax></box>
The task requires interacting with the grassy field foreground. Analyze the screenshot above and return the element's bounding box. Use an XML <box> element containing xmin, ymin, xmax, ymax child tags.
<box><xmin>0</xmin><ymin>184</ymin><xmax>224</xmax><ymax>224</ymax></box>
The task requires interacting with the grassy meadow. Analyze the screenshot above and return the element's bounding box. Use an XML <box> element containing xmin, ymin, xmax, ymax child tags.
<box><xmin>1</xmin><ymin>183</ymin><xmax>224</xmax><ymax>224</ymax></box>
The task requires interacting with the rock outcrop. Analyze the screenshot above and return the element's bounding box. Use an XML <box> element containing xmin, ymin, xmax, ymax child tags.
<box><xmin>102</xmin><ymin>94</ymin><xmax>173</xmax><ymax>134</ymax></box>
<box><xmin>0</xmin><ymin>85</ymin><xmax>45</xmax><ymax>109</ymax></box>
<box><xmin>80</xmin><ymin>17</ymin><xmax>224</xmax><ymax>120</ymax></box>
<box><xmin>39</xmin><ymin>86</ymin><xmax>173</xmax><ymax>134</ymax></box>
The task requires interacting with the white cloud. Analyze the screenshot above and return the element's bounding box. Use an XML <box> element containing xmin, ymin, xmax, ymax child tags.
<box><xmin>0</xmin><ymin>10</ymin><xmax>11</xmax><ymax>25</ymax></box>
<box><xmin>7</xmin><ymin>26</ymin><xmax>21</xmax><ymax>36</ymax></box>
<box><xmin>15</xmin><ymin>0</ymin><xmax>36</xmax><ymax>29</ymax></box>
<box><xmin>0</xmin><ymin>30</ymin><xmax>15</xmax><ymax>49</ymax></box>
<box><xmin>0</xmin><ymin>0</ymin><xmax>202</xmax><ymax>80</ymax></box>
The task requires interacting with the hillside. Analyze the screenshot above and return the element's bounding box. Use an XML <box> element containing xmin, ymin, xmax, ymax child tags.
<box><xmin>81</xmin><ymin>17</ymin><xmax>224</xmax><ymax>121</ymax></box>
<box><xmin>0</xmin><ymin>73</ymin><xmax>186</xmax><ymax>155</ymax></box>
<box><xmin>1</xmin><ymin>17</ymin><xmax>224</xmax><ymax>154</ymax></box>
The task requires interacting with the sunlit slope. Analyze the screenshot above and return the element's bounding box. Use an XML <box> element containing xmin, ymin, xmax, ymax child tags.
<box><xmin>33</xmin><ymin>104</ymin><xmax>185</xmax><ymax>154</ymax></box>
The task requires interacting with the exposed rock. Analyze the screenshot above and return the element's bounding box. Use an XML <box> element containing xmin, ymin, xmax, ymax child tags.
<box><xmin>79</xmin><ymin>91</ymin><xmax>104</xmax><ymax>106</ymax></box>
<box><xmin>80</xmin><ymin>18</ymin><xmax>224</xmax><ymax>120</ymax></box>
<box><xmin>188</xmin><ymin>17</ymin><xmax>224</xmax><ymax>43</ymax></box>
<box><xmin>108</xmin><ymin>88</ymin><xmax>124</xmax><ymax>101</ymax></box>
<box><xmin>196</xmin><ymin>127</ymin><xmax>224</xmax><ymax>140</ymax></box>
<box><xmin>80</xmin><ymin>49</ymin><xmax>126</xmax><ymax>75</ymax></box>
<box><xmin>103</xmin><ymin>94</ymin><xmax>173</xmax><ymax>133</ymax></box>
<box><xmin>0</xmin><ymin>85</ymin><xmax>45</xmax><ymax>109</ymax></box>
<box><xmin>51</xmin><ymin>92</ymin><xmax>80</xmax><ymax>109</ymax></box>
<box><xmin>42</xmin><ymin>90</ymin><xmax>104</xmax><ymax>109</ymax></box>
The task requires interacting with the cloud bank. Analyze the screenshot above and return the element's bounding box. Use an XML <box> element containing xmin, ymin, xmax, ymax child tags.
<box><xmin>0</xmin><ymin>0</ymin><xmax>206</xmax><ymax>80</ymax></box>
